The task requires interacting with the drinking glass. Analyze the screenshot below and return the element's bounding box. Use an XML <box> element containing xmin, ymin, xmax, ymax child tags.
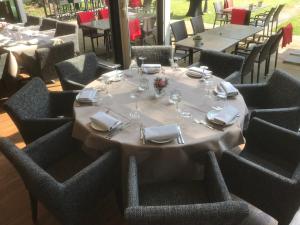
<box><xmin>129</xmin><ymin>90</ymin><xmax>141</xmax><ymax>122</ymax></box>
<box><xmin>138</xmin><ymin>56</ymin><xmax>147</xmax><ymax>66</ymax></box>
<box><xmin>169</xmin><ymin>89</ymin><xmax>182</xmax><ymax>113</ymax></box>
<box><xmin>112</xmin><ymin>64</ymin><xmax>122</xmax><ymax>79</ymax></box>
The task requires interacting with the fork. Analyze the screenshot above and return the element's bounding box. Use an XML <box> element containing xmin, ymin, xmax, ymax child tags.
<box><xmin>193</xmin><ymin>118</ymin><xmax>224</xmax><ymax>131</ymax></box>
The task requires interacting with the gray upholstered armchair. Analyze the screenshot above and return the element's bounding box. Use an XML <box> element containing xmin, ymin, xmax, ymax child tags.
<box><xmin>0</xmin><ymin>122</ymin><xmax>122</xmax><ymax>225</ymax></box>
<box><xmin>39</xmin><ymin>18</ymin><xmax>57</xmax><ymax>31</ymax></box>
<box><xmin>54</xmin><ymin>21</ymin><xmax>77</xmax><ymax>37</ymax></box>
<box><xmin>235</xmin><ymin>69</ymin><xmax>300</xmax><ymax>116</ymax></box>
<box><xmin>220</xmin><ymin>117</ymin><xmax>300</xmax><ymax>225</ymax></box>
<box><xmin>55</xmin><ymin>52</ymin><xmax>113</xmax><ymax>90</ymax></box>
<box><xmin>131</xmin><ymin>45</ymin><xmax>172</xmax><ymax>66</ymax></box>
<box><xmin>4</xmin><ymin>77</ymin><xmax>77</xmax><ymax>144</ymax></box>
<box><xmin>190</xmin><ymin>50</ymin><xmax>244</xmax><ymax>83</ymax></box>
<box><xmin>24</xmin><ymin>15</ymin><xmax>41</xmax><ymax>26</ymax></box>
<box><xmin>126</xmin><ymin>151</ymin><xmax>249</xmax><ymax>225</ymax></box>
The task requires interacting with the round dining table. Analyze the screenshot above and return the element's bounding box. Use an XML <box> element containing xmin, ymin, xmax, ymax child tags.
<box><xmin>72</xmin><ymin>67</ymin><xmax>248</xmax><ymax>182</ymax></box>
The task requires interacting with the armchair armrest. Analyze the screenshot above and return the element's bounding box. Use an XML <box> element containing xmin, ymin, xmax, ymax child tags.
<box><xmin>64</xmin><ymin>149</ymin><xmax>120</xmax><ymax>206</ymax></box>
<box><xmin>126</xmin><ymin>201</ymin><xmax>248</xmax><ymax>225</ymax></box>
<box><xmin>49</xmin><ymin>91</ymin><xmax>78</xmax><ymax>116</ymax></box>
<box><xmin>24</xmin><ymin>122</ymin><xmax>77</xmax><ymax>168</ymax></box>
<box><xmin>21</xmin><ymin>117</ymin><xmax>72</xmax><ymax>144</ymax></box>
<box><xmin>128</xmin><ymin>156</ymin><xmax>139</xmax><ymax>207</ymax></box>
<box><xmin>225</xmin><ymin>71</ymin><xmax>241</xmax><ymax>84</ymax></box>
<box><xmin>62</xmin><ymin>79</ymin><xmax>86</xmax><ymax>90</ymax></box>
<box><xmin>250</xmin><ymin>106</ymin><xmax>300</xmax><ymax>132</ymax></box>
<box><xmin>234</xmin><ymin>83</ymin><xmax>267</xmax><ymax>107</ymax></box>
<box><xmin>205</xmin><ymin>151</ymin><xmax>231</xmax><ymax>202</ymax></box>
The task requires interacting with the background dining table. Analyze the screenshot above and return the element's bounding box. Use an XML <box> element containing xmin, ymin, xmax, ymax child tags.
<box><xmin>72</xmin><ymin>67</ymin><xmax>248</xmax><ymax>182</ymax></box>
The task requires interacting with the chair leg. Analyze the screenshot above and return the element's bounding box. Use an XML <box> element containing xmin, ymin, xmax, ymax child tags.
<box><xmin>29</xmin><ymin>193</ymin><xmax>38</xmax><ymax>222</ymax></box>
<box><xmin>251</xmin><ymin>69</ymin><xmax>254</xmax><ymax>83</ymax></box>
<box><xmin>275</xmin><ymin>50</ymin><xmax>279</xmax><ymax>68</ymax></box>
<box><xmin>264</xmin><ymin>60</ymin><xmax>268</xmax><ymax>78</ymax></box>
<box><xmin>83</xmin><ymin>34</ymin><xmax>86</xmax><ymax>52</ymax></box>
<box><xmin>257</xmin><ymin>62</ymin><xmax>260</xmax><ymax>83</ymax></box>
<box><xmin>213</xmin><ymin>18</ymin><xmax>217</xmax><ymax>28</ymax></box>
<box><xmin>115</xmin><ymin>187</ymin><xmax>124</xmax><ymax>215</ymax></box>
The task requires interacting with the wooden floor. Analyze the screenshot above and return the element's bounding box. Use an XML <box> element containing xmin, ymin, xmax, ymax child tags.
<box><xmin>1</xmin><ymin>35</ymin><xmax>300</xmax><ymax>225</ymax></box>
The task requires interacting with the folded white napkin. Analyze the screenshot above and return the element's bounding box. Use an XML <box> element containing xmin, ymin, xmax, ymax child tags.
<box><xmin>144</xmin><ymin>124</ymin><xmax>179</xmax><ymax>141</ymax></box>
<box><xmin>90</xmin><ymin>112</ymin><xmax>121</xmax><ymax>131</ymax></box>
<box><xmin>77</xmin><ymin>88</ymin><xmax>97</xmax><ymax>102</ymax></box>
<box><xmin>212</xmin><ymin>105</ymin><xmax>239</xmax><ymax>126</ymax></box>
<box><xmin>220</xmin><ymin>81</ymin><xmax>239</xmax><ymax>97</ymax></box>
<box><xmin>187</xmin><ymin>67</ymin><xmax>212</xmax><ymax>77</ymax></box>
<box><xmin>101</xmin><ymin>70</ymin><xmax>123</xmax><ymax>82</ymax></box>
<box><xmin>141</xmin><ymin>64</ymin><xmax>161</xmax><ymax>74</ymax></box>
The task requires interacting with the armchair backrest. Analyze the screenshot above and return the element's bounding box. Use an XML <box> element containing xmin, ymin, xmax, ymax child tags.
<box><xmin>25</xmin><ymin>15</ymin><xmax>41</xmax><ymax>26</ymax></box>
<box><xmin>190</xmin><ymin>16</ymin><xmax>205</xmax><ymax>34</ymax></box>
<box><xmin>272</xmin><ymin>4</ymin><xmax>285</xmax><ymax>22</ymax></box>
<box><xmin>263</xmin><ymin>8</ymin><xmax>276</xmax><ymax>25</ymax></box>
<box><xmin>245</xmin><ymin>117</ymin><xmax>300</xmax><ymax>166</ymax></box>
<box><xmin>266</xmin><ymin>69</ymin><xmax>300</xmax><ymax>107</ymax></box>
<box><xmin>35</xmin><ymin>42</ymin><xmax>74</xmax><ymax>82</ymax></box>
<box><xmin>269</xmin><ymin>29</ymin><xmax>283</xmax><ymax>55</ymax></box>
<box><xmin>213</xmin><ymin>1</ymin><xmax>223</xmax><ymax>14</ymax></box>
<box><xmin>55</xmin><ymin>52</ymin><xmax>98</xmax><ymax>90</ymax></box>
<box><xmin>258</xmin><ymin>33</ymin><xmax>278</xmax><ymax>61</ymax></box>
<box><xmin>39</xmin><ymin>18</ymin><xmax>58</xmax><ymax>31</ymax></box>
<box><xmin>4</xmin><ymin>77</ymin><xmax>50</xmax><ymax>121</ymax></box>
<box><xmin>170</xmin><ymin>20</ymin><xmax>188</xmax><ymax>42</ymax></box>
<box><xmin>199</xmin><ymin>50</ymin><xmax>244</xmax><ymax>79</ymax></box>
<box><xmin>76</xmin><ymin>11</ymin><xmax>94</xmax><ymax>25</ymax></box>
<box><xmin>131</xmin><ymin>45</ymin><xmax>172</xmax><ymax>66</ymax></box>
<box><xmin>54</xmin><ymin>22</ymin><xmax>77</xmax><ymax>37</ymax></box>
<box><xmin>0</xmin><ymin>53</ymin><xmax>8</xmax><ymax>80</ymax></box>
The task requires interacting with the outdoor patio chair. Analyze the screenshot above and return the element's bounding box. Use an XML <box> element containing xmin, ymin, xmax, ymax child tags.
<box><xmin>237</xmin><ymin>33</ymin><xmax>278</xmax><ymax>83</ymax></box>
<box><xmin>131</xmin><ymin>45</ymin><xmax>172</xmax><ymax>66</ymax></box>
<box><xmin>126</xmin><ymin>151</ymin><xmax>249</xmax><ymax>225</ymax></box>
<box><xmin>235</xmin><ymin>69</ymin><xmax>300</xmax><ymax>116</ymax></box>
<box><xmin>0</xmin><ymin>53</ymin><xmax>8</xmax><ymax>98</ymax></box>
<box><xmin>267</xmin><ymin>29</ymin><xmax>283</xmax><ymax>76</ymax></box>
<box><xmin>0</xmin><ymin>122</ymin><xmax>122</xmax><ymax>225</ymax></box>
<box><xmin>190</xmin><ymin>50</ymin><xmax>244</xmax><ymax>83</ymax></box>
<box><xmin>250</xmin><ymin>7</ymin><xmax>276</xmax><ymax>38</ymax></box>
<box><xmin>170</xmin><ymin>20</ymin><xmax>193</xmax><ymax>61</ymax></box>
<box><xmin>4</xmin><ymin>77</ymin><xmax>77</xmax><ymax>144</ymax></box>
<box><xmin>220</xmin><ymin>117</ymin><xmax>300</xmax><ymax>225</ymax></box>
<box><xmin>190</xmin><ymin>15</ymin><xmax>205</xmax><ymax>35</ymax></box>
<box><xmin>54</xmin><ymin>21</ymin><xmax>77</xmax><ymax>37</ymax></box>
<box><xmin>213</xmin><ymin>1</ymin><xmax>228</xmax><ymax>28</ymax></box>
<box><xmin>76</xmin><ymin>11</ymin><xmax>105</xmax><ymax>52</ymax></box>
<box><xmin>24</xmin><ymin>15</ymin><xmax>41</xmax><ymax>26</ymax></box>
<box><xmin>39</xmin><ymin>18</ymin><xmax>58</xmax><ymax>31</ymax></box>
<box><xmin>270</xmin><ymin>4</ymin><xmax>285</xmax><ymax>34</ymax></box>
<box><xmin>55</xmin><ymin>52</ymin><xmax>113</xmax><ymax>90</ymax></box>
<box><xmin>238</xmin><ymin>44</ymin><xmax>263</xmax><ymax>83</ymax></box>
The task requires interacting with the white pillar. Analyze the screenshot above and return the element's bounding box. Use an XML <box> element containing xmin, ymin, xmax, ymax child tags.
<box><xmin>16</xmin><ymin>0</ymin><xmax>26</xmax><ymax>22</ymax></box>
<box><xmin>163</xmin><ymin>0</ymin><xmax>171</xmax><ymax>45</ymax></box>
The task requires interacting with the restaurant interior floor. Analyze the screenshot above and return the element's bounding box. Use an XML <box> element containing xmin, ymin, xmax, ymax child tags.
<box><xmin>0</xmin><ymin>24</ymin><xmax>300</xmax><ymax>225</ymax></box>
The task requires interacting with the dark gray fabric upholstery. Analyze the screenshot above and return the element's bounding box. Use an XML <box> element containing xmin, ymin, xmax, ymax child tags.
<box><xmin>55</xmin><ymin>52</ymin><xmax>112</xmax><ymax>90</ymax></box>
<box><xmin>54</xmin><ymin>22</ymin><xmax>77</xmax><ymax>37</ymax></box>
<box><xmin>0</xmin><ymin>122</ymin><xmax>121</xmax><ymax>225</ymax></box>
<box><xmin>39</xmin><ymin>18</ymin><xmax>58</xmax><ymax>31</ymax></box>
<box><xmin>34</xmin><ymin>42</ymin><xmax>75</xmax><ymax>82</ymax></box>
<box><xmin>131</xmin><ymin>45</ymin><xmax>172</xmax><ymax>66</ymax></box>
<box><xmin>4</xmin><ymin>77</ymin><xmax>77</xmax><ymax>144</ymax></box>
<box><xmin>126</xmin><ymin>152</ymin><xmax>249</xmax><ymax>225</ymax></box>
<box><xmin>235</xmin><ymin>70</ymin><xmax>300</xmax><ymax>113</ymax></box>
<box><xmin>24</xmin><ymin>15</ymin><xmax>41</xmax><ymax>26</ymax></box>
<box><xmin>191</xmin><ymin>50</ymin><xmax>244</xmax><ymax>83</ymax></box>
<box><xmin>220</xmin><ymin>118</ymin><xmax>300</xmax><ymax>225</ymax></box>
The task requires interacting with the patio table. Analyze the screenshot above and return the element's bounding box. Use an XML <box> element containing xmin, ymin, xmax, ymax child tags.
<box><xmin>72</xmin><ymin>67</ymin><xmax>248</xmax><ymax>182</ymax></box>
<box><xmin>176</xmin><ymin>24</ymin><xmax>263</xmax><ymax>64</ymax></box>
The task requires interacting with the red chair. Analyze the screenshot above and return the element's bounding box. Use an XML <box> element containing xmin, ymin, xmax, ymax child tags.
<box><xmin>129</xmin><ymin>18</ymin><xmax>142</xmax><ymax>42</ymax></box>
<box><xmin>77</xmin><ymin>11</ymin><xmax>104</xmax><ymax>52</ymax></box>
<box><xmin>98</xmin><ymin>8</ymin><xmax>110</xmax><ymax>19</ymax></box>
<box><xmin>129</xmin><ymin>0</ymin><xmax>142</xmax><ymax>8</ymax></box>
<box><xmin>231</xmin><ymin>8</ymin><xmax>250</xmax><ymax>25</ymax></box>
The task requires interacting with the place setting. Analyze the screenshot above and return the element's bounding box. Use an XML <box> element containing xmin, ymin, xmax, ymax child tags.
<box><xmin>186</xmin><ymin>65</ymin><xmax>213</xmax><ymax>79</ymax></box>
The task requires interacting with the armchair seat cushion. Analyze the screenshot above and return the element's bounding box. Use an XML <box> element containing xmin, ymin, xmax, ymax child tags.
<box><xmin>140</xmin><ymin>181</ymin><xmax>208</xmax><ymax>206</ymax></box>
<box><xmin>46</xmin><ymin>149</ymin><xmax>94</xmax><ymax>182</ymax></box>
<box><xmin>240</xmin><ymin>150</ymin><xmax>294</xmax><ymax>178</ymax></box>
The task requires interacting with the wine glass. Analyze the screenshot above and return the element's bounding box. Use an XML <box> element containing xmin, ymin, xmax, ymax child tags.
<box><xmin>173</xmin><ymin>56</ymin><xmax>180</xmax><ymax>70</ymax></box>
<box><xmin>169</xmin><ymin>89</ymin><xmax>182</xmax><ymax>113</ymax></box>
<box><xmin>138</xmin><ymin>56</ymin><xmax>147</xmax><ymax>67</ymax></box>
<box><xmin>112</xmin><ymin>64</ymin><xmax>122</xmax><ymax>79</ymax></box>
<box><xmin>129</xmin><ymin>90</ymin><xmax>141</xmax><ymax>122</ymax></box>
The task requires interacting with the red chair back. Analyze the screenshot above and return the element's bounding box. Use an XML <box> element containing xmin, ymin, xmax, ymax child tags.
<box><xmin>282</xmin><ymin>23</ymin><xmax>293</xmax><ymax>48</ymax></box>
<box><xmin>129</xmin><ymin>18</ymin><xmax>142</xmax><ymax>41</ymax></box>
<box><xmin>77</xmin><ymin>11</ymin><xmax>94</xmax><ymax>25</ymax></box>
<box><xmin>231</xmin><ymin>8</ymin><xmax>249</xmax><ymax>25</ymax></box>
<box><xmin>98</xmin><ymin>8</ymin><xmax>110</xmax><ymax>19</ymax></box>
<box><xmin>129</xmin><ymin>0</ymin><xmax>142</xmax><ymax>8</ymax></box>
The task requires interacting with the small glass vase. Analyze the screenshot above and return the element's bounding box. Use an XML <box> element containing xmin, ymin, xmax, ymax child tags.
<box><xmin>154</xmin><ymin>88</ymin><xmax>166</xmax><ymax>98</ymax></box>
